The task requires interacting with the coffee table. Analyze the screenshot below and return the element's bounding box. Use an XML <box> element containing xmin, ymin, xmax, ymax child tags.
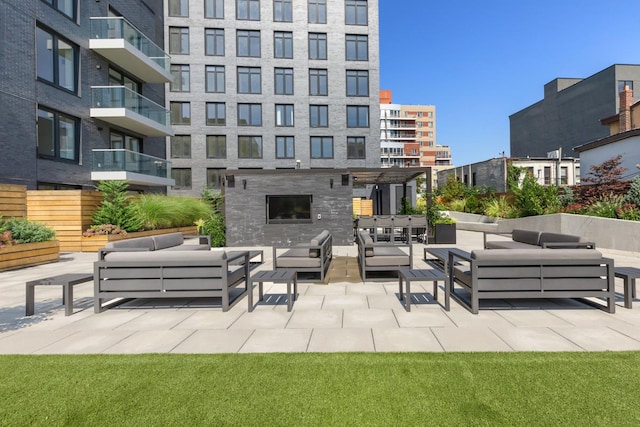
<box><xmin>26</xmin><ymin>273</ymin><xmax>93</xmax><ymax>316</ymax></box>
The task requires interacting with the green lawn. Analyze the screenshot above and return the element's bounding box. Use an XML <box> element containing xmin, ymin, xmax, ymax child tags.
<box><xmin>1</xmin><ymin>352</ymin><xmax>639</xmax><ymax>426</ymax></box>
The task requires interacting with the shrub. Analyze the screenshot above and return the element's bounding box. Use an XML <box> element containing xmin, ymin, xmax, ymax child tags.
<box><xmin>562</xmin><ymin>203</ymin><xmax>585</xmax><ymax>214</ymax></box>
<box><xmin>625</xmin><ymin>175</ymin><xmax>640</xmax><ymax>206</ymax></box>
<box><xmin>584</xmin><ymin>194</ymin><xmax>624</xmax><ymax>218</ymax></box>
<box><xmin>483</xmin><ymin>196</ymin><xmax>515</xmax><ymax>218</ymax></box>
<box><xmin>617</xmin><ymin>203</ymin><xmax>640</xmax><ymax>221</ymax></box>
<box><xmin>0</xmin><ymin>230</ymin><xmax>15</xmax><ymax>247</ymax></box>
<box><xmin>82</xmin><ymin>224</ymin><xmax>127</xmax><ymax>237</ymax></box>
<box><xmin>447</xmin><ymin>198</ymin><xmax>466</xmax><ymax>212</ymax></box>
<box><xmin>91</xmin><ymin>181</ymin><xmax>144</xmax><ymax>232</ymax></box>
<box><xmin>0</xmin><ymin>218</ymin><xmax>56</xmax><ymax>244</ymax></box>
<box><xmin>197</xmin><ymin>213</ymin><xmax>226</xmax><ymax>247</ymax></box>
<box><xmin>511</xmin><ymin>173</ymin><xmax>561</xmax><ymax>217</ymax></box>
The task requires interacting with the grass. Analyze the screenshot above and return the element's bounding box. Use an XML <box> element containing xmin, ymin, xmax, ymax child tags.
<box><xmin>2</xmin><ymin>352</ymin><xmax>640</xmax><ymax>426</ymax></box>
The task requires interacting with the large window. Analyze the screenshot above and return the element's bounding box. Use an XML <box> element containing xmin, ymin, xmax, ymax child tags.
<box><xmin>171</xmin><ymin>102</ymin><xmax>191</xmax><ymax>125</ymax></box>
<box><xmin>237</xmin><ymin>67</ymin><xmax>261</xmax><ymax>93</ymax></box>
<box><xmin>346</xmin><ymin>34</ymin><xmax>368</xmax><ymax>60</ymax></box>
<box><xmin>206</xmin><ymin>102</ymin><xmax>226</xmax><ymax>125</ymax></box>
<box><xmin>172</xmin><ymin>168</ymin><xmax>192</xmax><ymax>190</ymax></box>
<box><xmin>308</xmin><ymin>33</ymin><xmax>327</xmax><ymax>60</ymax></box>
<box><xmin>346</xmin><ymin>70</ymin><xmax>368</xmax><ymax>96</ymax></box>
<box><xmin>347</xmin><ymin>105</ymin><xmax>369</xmax><ymax>127</ymax></box>
<box><xmin>169</xmin><ymin>0</ymin><xmax>189</xmax><ymax>16</ymax></box>
<box><xmin>41</xmin><ymin>0</ymin><xmax>76</xmax><ymax>20</ymax></box>
<box><xmin>37</xmin><ymin>106</ymin><xmax>79</xmax><ymax>162</ymax></box>
<box><xmin>171</xmin><ymin>135</ymin><xmax>191</xmax><ymax>159</ymax></box>
<box><xmin>205</xmin><ymin>0</ymin><xmax>224</xmax><ymax>18</ymax></box>
<box><xmin>308</xmin><ymin>0</ymin><xmax>326</xmax><ymax>24</ymax></box>
<box><xmin>274</xmin><ymin>68</ymin><xmax>293</xmax><ymax>95</ymax></box>
<box><xmin>309</xmin><ymin>105</ymin><xmax>328</xmax><ymax>127</ymax></box>
<box><xmin>36</xmin><ymin>26</ymin><xmax>78</xmax><ymax>93</ymax></box>
<box><xmin>238</xmin><ymin>136</ymin><xmax>263</xmax><ymax>158</ymax></box>
<box><xmin>169</xmin><ymin>27</ymin><xmax>189</xmax><ymax>54</ymax></box>
<box><xmin>274</xmin><ymin>31</ymin><xmax>293</xmax><ymax>59</ymax></box>
<box><xmin>207</xmin><ymin>168</ymin><xmax>226</xmax><ymax>189</ymax></box>
<box><xmin>276</xmin><ymin>136</ymin><xmax>295</xmax><ymax>159</ymax></box>
<box><xmin>275</xmin><ymin>104</ymin><xmax>294</xmax><ymax>127</ymax></box>
<box><xmin>238</xmin><ymin>103</ymin><xmax>262</xmax><ymax>126</ymax></box>
<box><xmin>309</xmin><ymin>69</ymin><xmax>328</xmax><ymax>96</ymax></box>
<box><xmin>207</xmin><ymin>135</ymin><xmax>227</xmax><ymax>159</ymax></box>
<box><xmin>237</xmin><ymin>30</ymin><xmax>261</xmax><ymax>57</ymax></box>
<box><xmin>206</xmin><ymin>65</ymin><xmax>225</xmax><ymax>92</ymax></box>
<box><xmin>267</xmin><ymin>195</ymin><xmax>312</xmax><ymax>224</ymax></box>
<box><xmin>310</xmin><ymin>136</ymin><xmax>333</xmax><ymax>158</ymax></box>
<box><xmin>274</xmin><ymin>0</ymin><xmax>292</xmax><ymax>22</ymax></box>
<box><xmin>345</xmin><ymin>0</ymin><xmax>368</xmax><ymax>25</ymax></box>
<box><xmin>237</xmin><ymin>0</ymin><xmax>260</xmax><ymax>20</ymax></box>
<box><xmin>347</xmin><ymin>136</ymin><xmax>365</xmax><ymax>159</ymax></box>
<box><xmin>170</xmin><ymin>64</ymin><xmax>190</xmax><ymax>92</ymax></box>
<box><xmin>205</xmin><ymin>28</ymin><xmax>225</xmax><ymax>56</ymax></box>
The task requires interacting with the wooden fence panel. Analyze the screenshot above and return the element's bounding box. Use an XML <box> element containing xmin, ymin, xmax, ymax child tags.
<box><xmin>0</xmin><ymin>184</ymin><xmax>27</xmax><ymax>219</ymax></box>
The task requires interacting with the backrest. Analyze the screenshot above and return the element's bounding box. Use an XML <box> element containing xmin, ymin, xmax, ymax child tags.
<box><xmin>309</xmin><ymin>230</ymin><xmax>330</xmax><ymax>258</ymax></box>
<box><xmin>105</xmin><ymin>236</ymin><xmax>155</xmax><ymax>251</ymax></box>
<box><xmin>511</xmin><ymin>229</ymin><xmax>541</xmax><ymax>246</ymax></box>
<box><xmin>471</xmin><ymin>248</ymin><xmax>602</xmax><ymax>261</ymax></box>
<box><xmin>538</xmin><ymin>232</ymin><xmax>585</xmax><ymax>245</ymax></box>
<box><xmin>357</xmin><ymin>231</ymin><xmax>375</xmax><ymax>257</ymax></box>
<box><xmin>152</xmin><ymin>232</ymin><xmax>184</xmax><ymax>250</ymax></box>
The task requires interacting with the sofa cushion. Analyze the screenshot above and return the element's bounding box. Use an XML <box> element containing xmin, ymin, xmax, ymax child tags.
<box><xmin>485</xmin><ymin>240</ymin><xmax>539</xmax><ymax>250</ymax></box>
<box><xmin>309</xmin><ymin>230</ymin><xmax>330</xmax><ymax>257</ymax></box>
<box><xmin>105</xmin><ymin>237</ymin><xmax>155</xmax><ymax>251</ymax></box>
<box><xmin>365</xmin><ymin>246</ymin><xmax>410</xmax><ymax>267</ymax></box>
<box><xmin>103</xmin><ymin>249</ymin><xmax>227</xmax><ymax>263</ymax></box>
<box><xmin>161</xmin><ymin>244</ymin><xmax>211</xmax><ymax>251</ymax></box>
<box><xmin>277</xmin><ymin>247</ymin><xmax>322</xmax><ymax>268</ymax></box>
<box><xmin>471</xmin><ymin>248</ymin><xmax>602</xmax><ymax>262</ymax></box>
<box><xmin>538</xmin><ymin>232</ymin><xmax>585</xmax><ymax>246</ymax></box>
<box><xmin>511</xmin><ymin>229</ymin><xmax>541</xmax><ymax>246</ymax></box>
<box><xmin>152</xmin><ymin>232</ymin><xmax>184</xmax><ymax>250</ymax></box>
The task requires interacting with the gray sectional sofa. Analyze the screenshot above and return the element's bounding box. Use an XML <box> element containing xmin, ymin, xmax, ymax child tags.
<box><xmin>273</xmin><ymin>230</ymin><xmax>332</xmax><ymax>282</ymax></box>
<box><xmin>483</xmin><ymin>229</ymin><xmax>595</xmax><ymax>250</ymax></box>
<box><xmin>448</xmin><ymin>248</ymin><xmax>615</xmax><ymax>314</ymax></box>
<box><xmin>94</xmin><ymin>233</ymin><xmax>250</xmax><ymax>312</ymax></box>
<box><xmin>357</xmin><ymin>231</ymin><xmax>413</xmax><ymax>281</ymax></box>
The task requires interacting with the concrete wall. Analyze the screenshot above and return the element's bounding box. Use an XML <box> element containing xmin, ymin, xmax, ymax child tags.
<box><xmin>223</xmin><ymin>170</ymin><xmax>354</xmax><ymax>246</ymax></box>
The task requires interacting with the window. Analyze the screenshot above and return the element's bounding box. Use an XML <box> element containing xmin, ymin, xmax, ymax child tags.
<box><xmin>308</xmin><ymin>0</ymin><xmax>326</xmax><ymax>24</ymax></box>
<box><xmin>169</xmin><ymin>27</ymin><xmax>189</xmax><ymax>54</ymax></box>
<box><xmin>238</xmin><ymin>103</ymin><xmax>262</xmax><ymax>126</ymax></box>
<box><xmin>205</xmin><ymin>28</ymin><xmax>225</xmax><ymax>56</ymax></box>
<box><xmin>347</xmin><ymin>105</ymin><xmax>369</xmax><ymax>127</ymax></box>
<box><xmin>346</xmin><ymin>70</ymin><xmax>368</xmax><ymax>96</ymax></box>
<box><xmin>237</xmin><ymin>0</ymin><xmax>260</xmax><ymax>20</ymax></box>
<box><xmin>308</xmin><ymin>33</ymin><xmax>327</xmax><ymax>60</ymax></box>
<box><xmin>171</xmin><ymin>135</ymin><xmax>191</xmax><ymax>159</ymax></box>
<box><xmin>36</xmin><ymin>26</ymin><xmax>78</xmax><ymax>92</ymax></box>
<box><xmin>205</xmin><ymin>0</ymin><xmax>224</xmax><ymax>18</ymax></box>
<box><xmin>346</xmin><ymin>34</ymin><xmax>368</xmax><ymax>60</ymax></box>
<box><xmin>206</xmin><ymin>65</ymin><xmax>225</xmax><ymax>92</ymax></box>
<box><xmin>171</xmin><ymin>102</ymin><xmax>191</xmax><ymax>125</ymax></box>
<box><xmin>238</xmin><ymin>136</ymin><xmax>262</xmax><ymax>158</ymax></box>
<box><xmin>274</xmin><ymin>31</ymin><xmax>293</xmax><ymax>58</ymax></box>
<box><xmin>309</xmin><ymin>69</ymin><xmax>328</xmax><ymax>95</ymax></box>
<box><xmin>345</xmin><ymin>0</ymin><xmax>368</xmax><ymax>25</ymax></box>
<box><xmin>206</xmin><ymin>102</ymin><xmax>226</xmax><ymax>125</ymax></box>
<box><xmin>274</xmin><ymin>0</ymin><xmax>292</xmax><ymax>22</ymax></box>
<box><xmin>172</xmin><ymin>168</ymin><xmax>192</xmax><ymax>190</ymax></box>
<box><xmin>207</xmin><ymin>135</ymin><xmax>227</xmax><ymax>158</ymax></box>
<box><xmin>267</xmin><ymin>195</ymin><xmax>312</xmax><ymax>224</ymax></box>
<box><xmin>310</xmin><ymin>136</ymin><xmax>333</xmax><ymax>158</ymax></box>
<box><xmin>41</xmin><ymin>0</ymin><xmax>76</xmax><ymax>20</ymax></box>
<box><xmin>207</xmin><ymin>168</ymin><xmax>226</xmax><ymax>189</ymax></box>
<box><xmin>309</xmin><ymin>105</ymin><xmax>328</xmax><ymax>127</ymax></box>
<box><xmin>170</xmin><ymin>65</ymin><xmax>190</xmax><ymax>92</ymax></box>
<box><xmin>619</xmin><ymin>80</ymin><xmax>634</xmax><ymax>92</ymax></box>
<box><xmin>37</xmin><ymin>106</ymin><xmax>79</xmax><ymax>162</ymax></box>
<box><xmin>237</xmin><ymin>30</ymin><xmax>261</xmax><ymax>57</ymax></box>
<box><xmin>275</xmin><ymin>104</ymin><xmax>294</xmax><ymax>127</ymax></box>
<box><xmin>347</xmin><ymin>136</ymin><xmax>365</xmax><ymax>159</ymax></box>
<box><xmin>274</xmin><ymin>68</ymin><xmax>293</xmax><ymax>95</ymax></box>
<box><xmin>276</xmin><ymin>136</ymin><xmax>295</xmax><ymax>158</ymax></box>
<box><xmin>169</xmin><ymin>0</ymin><xmax>189</xmax><ymax>16</ymax></box>
<box><xmin>427</xmin><ymin>111</ymin><xmax>433</xmax><ymax>118</ymax></box>
<box><xmin>561</xmin><ymin>166</ymin><xmax>568</xmax><ymax>185</ymax></box>
<box><xmin>427</xmin><ymin>121</ymin><xmax>433</xmax><ymax>128</ymax></box>
<box><xmin>544</xmin><ymin>166</ymin><xmax>551</xmax><ymax>185</ymax></box>
<box><xmin>238</xmin><ymin>67</ymin><xmax>261</xmax><ymax>93</ymax></box>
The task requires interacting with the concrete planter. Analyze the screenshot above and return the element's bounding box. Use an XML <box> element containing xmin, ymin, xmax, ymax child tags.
<box><xmin>0</xmin><ymin>240</ymin><xmax>60</xmax><ymax>272</ymax></box>
<box><xmin>80</xmin><ymin>226</ymin><xmax>199</xmax><ymax>252</ymax></box>
<box><xmin>428</xmin><ymin>223</ymin><xmax>457</xmax><ymax>244</ymax></box>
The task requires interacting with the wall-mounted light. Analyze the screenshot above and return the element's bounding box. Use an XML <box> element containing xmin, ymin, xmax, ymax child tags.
<box><xmin>243</xmin><ymin>179</ymin><xmax>247</xmax><ymax>190</ymax></box>
<box><xmin>330</xmin><ymin>178</ymin><xmax>334</xmax><ymax>189</ymax></box>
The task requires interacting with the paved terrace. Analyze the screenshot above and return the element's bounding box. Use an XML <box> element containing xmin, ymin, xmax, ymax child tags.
<box><xmin>1</xmin><ymin>230</ymin><xmax>640</xmax><ymax>354</ymax></box>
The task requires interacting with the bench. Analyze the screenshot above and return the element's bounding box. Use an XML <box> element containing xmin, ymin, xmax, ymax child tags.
<box><xmin>26</xmin><ymin>273</ymin><xmax>93</xmax><ymax>316</ymax></box>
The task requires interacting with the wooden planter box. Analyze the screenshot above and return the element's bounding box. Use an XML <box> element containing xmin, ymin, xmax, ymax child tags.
<box><xmin>80</xmin><ymin>226</ymin><xmax>199</xmax><ymax>252</ymax></box>
<box><xmin>0</xmin><ymin>240</ymin><xmax>60</xmax><ymax>272</ymax></box>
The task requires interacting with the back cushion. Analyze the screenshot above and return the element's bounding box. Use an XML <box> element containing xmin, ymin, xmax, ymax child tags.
<box><xmin>309</xmin><ymin>230</ymin><xmax>330</xmax><ymax>257</ymax></box>
<box><xmin>511</xmin><ymin>229</ymin><xmax>541</xmax><ymax>246</ymax></box>
<box><xmin>538</xmin><ymin>232</ymin><xmax>584</xmax><ymax>245</ymax></box>
<box><xmin>105</xmin><ymin>237</ymin><xmax>155</xmax><ymax>251</ymax></box>
<box><xmin>152</xmin><ymin>232</ymin><xmax>184</xmax><ymax>250</ymax></box>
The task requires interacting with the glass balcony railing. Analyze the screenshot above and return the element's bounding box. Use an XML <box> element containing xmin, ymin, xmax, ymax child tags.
<box><xmin>92</xmin><ymin>149</ymin><xmax>172</xmax><ymax>179</ymax></box>
<box><xmin>91</xmin><ymin>86</ymin><xmax>170</xmax><ymax>127</ymax></box>
<box><xmin>90</xmin><ymin>17</ymin><xmax>170</xmax><ymax>72</ymax></box>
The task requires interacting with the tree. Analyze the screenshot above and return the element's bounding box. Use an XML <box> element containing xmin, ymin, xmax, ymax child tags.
<box><xmin>577</xmin><ymin>155</ymin><xmax>628</xmax><ymax>203</ymax></box>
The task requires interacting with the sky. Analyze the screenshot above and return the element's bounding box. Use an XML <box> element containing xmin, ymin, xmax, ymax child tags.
<box><xmin>379</xmin><ymin>0</ymin><xmax>640</xmax><ymax>166</ymax></box>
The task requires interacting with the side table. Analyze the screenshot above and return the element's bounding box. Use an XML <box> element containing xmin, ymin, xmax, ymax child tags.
<box><xmin>248</xmin><ymin>269</ymin><xmax>297</xmax><ymax>312</ymax></box>
<box><xmin>26</xmin><ymin>273</ymin><xmax>93</xmax><ymax>316</ymax></box>
<box><xmin>398</xmin><ymin>268</ymin><xmax>449</xmax><ymax>312</ymax></box>
<box><xmin>615</xmin><ymin>267</ymin><xmax>640</xmax><ymax>309</ymax></box>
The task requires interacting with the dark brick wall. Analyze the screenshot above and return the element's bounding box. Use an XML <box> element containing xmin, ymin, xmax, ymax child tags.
<box><xmin>224</xmin><ymin>170</ymin><xmax>354</xmax><ymax>246</ymax></box>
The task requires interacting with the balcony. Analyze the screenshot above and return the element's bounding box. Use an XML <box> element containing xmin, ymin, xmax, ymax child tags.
<box><xmin>90</xmin><ymin>17</ymin><xmax>172</xmax><ymax>83</ymax></box>
<box><xmin>90</xmin><ymin>86</ymin><xmax>174</xmax><ymax>137</ymax></box>
<box><xmin>91</xmin><ymin>149</ymin><xmax>175</xmax><ymax>187</ymax></box>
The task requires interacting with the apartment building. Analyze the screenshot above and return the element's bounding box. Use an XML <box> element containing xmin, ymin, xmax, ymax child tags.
<box><xmin>164</xmin><ymin>0</ymin><xmax>381</xmax><ymax>196</ymax></box>
<box><xmin>0</xmin><ymin>0</ymin><xmax>174</xmax><ymax>190</ymax></box>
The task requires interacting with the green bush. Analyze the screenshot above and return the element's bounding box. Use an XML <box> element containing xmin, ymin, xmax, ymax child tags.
<box><xmin>91</xmin><ymin>181</ymin><xmax>144</xmax><ymax>232</ymax></box>
<box><xmin>625</xmin><ymin>176</ymin><xmax>640</xmax><ymax>206</ymax></box>
<box><xmin>617</xmin><ymin>203</ymin><xmax>640</xmax><ymax>221</ymax></box>
<box><xmin>197</xmin><ymin>213</ymin><xmax>226</xmax><ymax>247</ymax></box>
<box><xmin>584</xmin><ymin>194</ymin><xmax>624</xmax><ymax>218</ymax></box>
<box><xmin>482</xmin><ymin>196</ymin><xmax>515</xmax><ymax>218</ymax></box>
<box><xmin>0</xmin><ymin>218</ymin><xmax>55</xmax><ymax>243</ymax></box>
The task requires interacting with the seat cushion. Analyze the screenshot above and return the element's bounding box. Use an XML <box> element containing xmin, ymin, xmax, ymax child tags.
<box><xmin>485</xmin><ymin>240</ymin><xmax>539</xmax><ymax>250</ymax></box>
<box><xmin>538</xmin><ymin>232</ymin><xmax>585</xmax><ymax>245</ymax></box>
<box><xmin>365</xmin><ymin>246</ymin><xmax>410</xmax><ymax>267</ymax></box>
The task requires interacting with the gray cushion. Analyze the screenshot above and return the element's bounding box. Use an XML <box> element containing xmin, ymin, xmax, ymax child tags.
<box><xmin>152</xmin><ymin>232</ymin><xmax>184</xmax><ymax>250</ymax></box>
<box><xmin>471</xmin><ymin>248</ymin><xmax>602</xmax><ymax>261</ymax></box>
<box><xmin>511</xmin><ymin>229</ymin><xmax>541</xmax><ymax>246</ymax></box>
<box><xmin>485</xmin><ymin>241</ymin><xmax>539</xmax><ymax>250</ymax></box>
<box><xmin>365</xmin><ymin>246</ymin><xmax>410</xmax><ymax>266</ymax></box>
<box><xmin>538</xmin><ymin>232</ymin><xmax>585</xmax><ymax>245</ymax></box>
<box><xmin>160</xmin><ymin>244</ymin><xmax>210</xmax><ymax>251</ymax></box>
<box><xmin>309</xmin><ymin>230</ymin><xmax>330</xmax><ymax>257</ymax></box>
<box><xmin>103</xmin><ymin>249</ymin><xmax>227</xmax><ymax>263</ymax></box>
<box><xmin>105</xmin><ymin>237</ymin><xmax>155</xmax><ymax>251</ymax></box>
